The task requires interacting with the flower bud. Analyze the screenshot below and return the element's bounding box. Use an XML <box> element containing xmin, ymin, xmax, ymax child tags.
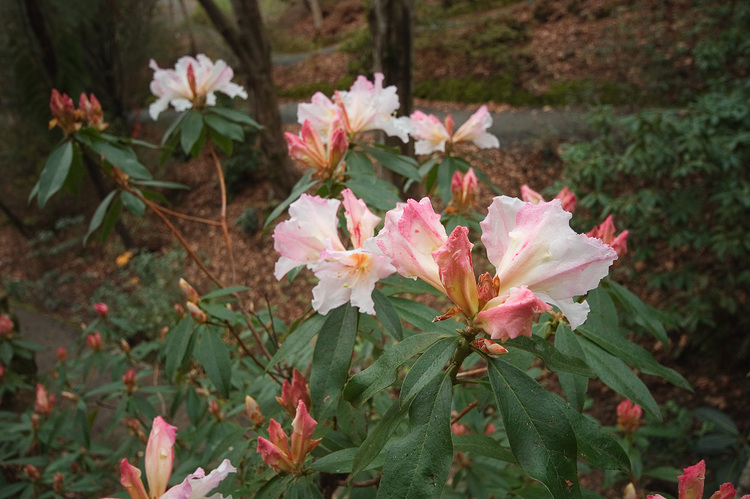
<box><xmin>61</xmin><ymin>391</ymin><xmax>79</xmax><ymax>403</ymax></box>
<box><xmin>53</xmin><ymin>472</ymin><xmax>64</xmax><ymax>493</ymax></box>
<box><xmin>179</xmin><ymin>278</ymin><xmax>200</xmax><ymax>304</ymax></box>
<box><xmin>122</xmin><ymin>368</ymin><xmax>137</xmax><ymax>394</ymax></box>
<box><xmin>24</xmin><ymin>465</ymin><xmax>41</xmax><ymax>482</ymax></box>
<box><xmin>30</xmin><ymin>413</ymin><xmax>41</xmax><ymax>431</ymax></box>
<box><xmin>245</xmin><ymin>395</ymin><xmax>265</xmax><ymax>426</ymax></box>
<box><xmin>484</xmin><ymin>422</ymin><xmax>496</xmax><ymax>435</ymax></box>
<box><xmin>276</xmin><ymin>369</ymin><xmax>311</xmax><ymax>417</ymax></box>
<box><xmin>451</xmin><ymin>422</ymin><xmax>469</xmax><ymax>436</ymax></box>
<box><xmin>120</xmin><ymin>339</ymin><xmax>131</xmax><ymax>354</ymax></box>
<box><xmin>174</xmin><ymin>303</ymin><xmax>185</xmax><ymax>317</ymax></box>
<box><xmin>554</xmin><ymin>186</ymin><xmax>577</xmax><ymax>213</ymax></box>
<box><xmin>472</xmin><ymin>338</ymin><xmax>508</xmax><ymax>357</ymax></box>
<box><xmin>209</xmin><ymin>400</ymin><xmax>224</xmax><ymax>421</ymax></box>
<box><xmin>160</xmin><ymin>326</ymin><xmax>169</xmax><ymax>342</ymax></box>
<box><xmin>94</xmin><ymin>302</ymin><xmax>109</xmax><ymax>317</ymax></box>
<box><xmin>186</xmin><ymin>302</ymin><xmax>207</xmax><ymax>324</ymax></box>
<box><xmin>87</xmin><ymin>331</ymin><xmax>103</xmax><ymax>352</ymax></box>
<box><xmin>0</xmin><ymin>314</ymin><xmax>14</xmax><ymax>338</ymax></box>
<box><xmin>521</xmin><ymin>184</ymin><xmax>544</xmax><ymax>204</ymax></box>
<box><xmin>34</xmin><ymin>384</ymin><xmax>54</xmax><ymax>415</ymax></box>
<box><xmin>56</xmin><ymin>347</ymin><xmax>67</xmax><ymax>362</ymax></box>
<box><xmin>127</xmin><ymin>418</ymin><xmax>148</xmax><ymax>443</ymax></box>
<box><xmin>616</xmin><ymin>399</ymin><xmax>642</xmax><ymax>434</ymax></box>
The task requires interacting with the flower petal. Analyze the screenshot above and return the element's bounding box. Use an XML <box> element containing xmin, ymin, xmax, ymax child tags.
<box><xmin>475</xmin><ymin>286</ymin><xmax>551</xmax><ymax>341</ymax></box>
<box><xmin>145</xmin><ymin>416</ymin><xmax>177</xmax><ymax>498</ymax></box>
<box><xmin>432</xmin><ymin>226</ymin><xmax>478</xmax><ymax>318</ymax></box>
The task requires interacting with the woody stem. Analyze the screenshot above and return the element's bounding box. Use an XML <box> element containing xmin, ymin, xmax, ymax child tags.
<box><xmin>206</xmin><ymin>139</ymin><xmax>237</xmax><ymax>283</ymax></box>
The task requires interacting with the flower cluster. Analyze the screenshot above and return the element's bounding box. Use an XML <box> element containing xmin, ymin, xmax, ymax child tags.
<box><xmin>446</xmin><ymin>168</ymin><xmax>478</xmax><ymax>214</ymax></box>
<box><xmin>256</xmin><ymin>400</ymin><xmax>321</xmax><ymax>475</ymax></box>
<box><xmin>648</xmin><ymin>460</ymin><xmax>750</xmax><ymax>499</ymax></box>
<box><xmin>273</xmin><ymin>189</ymin><xmax>395</xmax><ymax>315</ymax></box>
<box><xmin>49</xmin><ymin>89</ymin><xmax>107</xmax><ymax>135</ymax></box>
<box><xmin>104</xmin><ymin>416</ymin><xmax>235</xmax><ymax>499</ymax></box>
<box><xmin>285</xmin><ymin>117</ymin><xmax>348</xmax><ymax>180</ymax></box>
<box><xmin>148</xmin><ymin>54</ymin><xmax>247</xmax><ymax>120</ymax></box>
<box><xmin>409</xmin><ymin>106</ymin><xmax>499</xmax><ymax>155</ymax></box>
<box><xmin>376</xmin><ymin>196</ymin><xmax>617</xmax><ymax>341</ymax></box>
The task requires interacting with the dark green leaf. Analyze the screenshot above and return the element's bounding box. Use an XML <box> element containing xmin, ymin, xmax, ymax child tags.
<box><xmin>310</xmin><ymin>305</ymin><xmax>358</xmax><ymax>418</ymax></box>
<box><xmin>578</xmin><ymin>337</ymin><xmax>661</xmax><ymax>421</ymax></box>
<box><xmin>164</xmin><ymin>318</ymin><xmax>194</xmax><ymax>379</ymax></box>
<box><xmin>372</xmin><ymin>289</ymin><xmax>403</xmax><ymax>340</ymax></box>
<box><xmin>131</xmin><ymin>179</ymin><xmax>189</xmax><ymax>190</ymax></box>
<box><xmin>161</xmin><ymin>112</ymin><xmax>187</xmax><ymax>145</ymax></box>
<box><xmin>264</xmin><ymin>170</ymin><xmax>316</xmax><ymax>228</ymax></box>
<box><xmin>195</xmin><ymin>329</ymin><xmax>232</xmax><ymax>397</ymax></box>
<box><xmin>255</xmin><ymin>474</ymin><xmax>293</xmax><ymax>499</ymax></box>
<box><xmin>266</xmin><ymin>314</ymin><xmax>325</xmax><ymax>372</ymax></box>
<box><xmin>452</xmin><ymin>434</ymin><xmax>516</xmax><ymax>463</ymax></box>
<box><xmin>346</xmin><ymin>149</ymin><xmax>376</xmax><ymax>179</ymax></box>
<box><xmin>389</xmin><ymin>297</ymin><xmax>457</xmax><ymax>334</ymax></box>
<box><xmin>185</xmin><ymin>386</ymin><xmax>205</xmax><ymax>426</ymax></box>
<box><xmin>36</xmin><ymin>141</ymin><xmax>74</xmax><ymax>208</ymax></box>
<box><xmin>200</xmin><ymin>286</ymin><xmax>251</xmax><ymax>300</ymax></box>
<box><xmin>694</xmin><ymin>434</ymin><xmax>740</xmax><ymax>454</ymax></box>
<box><xmin>400</xmin><ymin>336</ymin><xmax>458</xmax><ymax>407</ymax></box>
<box><xmin>77</xmin><ymin>133</ymin><xmax>152</xmax><ymax>180</ymax></box>
<box><xmin>554</xmin><ymin>323</ymin><xmax>588</xmax><ymax>411</ymax></box>
<box><xmin>437</xmin><ymin>156</ymin><xmax>455</xmax><ymax>204</ymax></box>
<box><xmin>98</xmin><ymin>195</ymin><xmax>122</xmax><ymax>242</ymax></box>
<box><xmin>693</xmin><ymin>407</ymin><xmax>739</xmax><ymax>436</ymax></box>
<box><xmin>352</xmin><ymin>399</ymin><xmax>410</xmax><ymax>476</ymax></box>
<box><xmin>361</xmin><ymin>144</ymin><xmax>422</xmax><ymax>183</ymax></box>
<box><xmin>181</xmin><ymin>110</ymin><xmax>204</xmax><ymax>156</ymax></box>
<box><xmin>200</xmin><ymin>303</ymin><xmax>242</xmax><ymax>323</ymax></box>
<box><xmin>505</xmin><ymin>335</ymin><xmax>595</xmax><ymax>378</ymax></box>
<box><xmin>343</xmin><ymin>332</ymin><xmax>446</xmax><ymax>406</ymax></box>
<box><xmin>62</xmin><ymin>143</ymin><xmax>85</xmax><ymax>195</ymax></box>
<box><xmin>379</xmin><ymin>274</ymin><xmax>443</xmax><ymax>297</ymax></box>
<box><xmin>378</xmin><ymin>373</ymin><xmax>453</xmax><ymax>499</ymax></box>
<box><xmin>286</xmin><ymin>476</ymin><xmax>324</xmax><ymax>499</ymax></box>
<box><xmin>487</xmin><ymin>356</ymin><xmax>582</xmax><ymax>499</ymax></box>
<box><xmin>131</xmin><ymin>396</ymin><xmax>157</xmax><ymax>421</ymax></box>
<box><xmin>346</xmin><ymin>177</ymin><xmax>401</xmax><ymax>211</ymax></box>
<box><xmin>603</xmin><ymin>280</ymin><xmax>668</xmax><ymax>345</ymax></box>
<box><xmin>205</xmin><ymin>114</ymin><xmax>245</xmax><ymax>142</ymax></box>
<box><xmin>206</xmin><ymin>107</ymin><xmax>262</xmax><ymax>129</ymax></box>
<box><xmin>309</xmin><ymin>447</ymin><xmax>385</xmax><ymax>473</ymax></box>
<box><xmin>208</xmin><ymin>126</ymin><xmax>233</xmax><ymax>155</ymax></box>
<box><xmin>121</xmin><ymin>190</ymin><xmax>145</xmax><ymax>216</ymax></box>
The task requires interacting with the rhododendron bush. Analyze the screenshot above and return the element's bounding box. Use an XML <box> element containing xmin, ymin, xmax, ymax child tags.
<box><xmin>3</xmin><ymin>55</ymin><xmax>702</xmax><ymax>499</ymax></box>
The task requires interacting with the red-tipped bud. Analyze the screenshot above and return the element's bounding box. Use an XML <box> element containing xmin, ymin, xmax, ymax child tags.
<box><xmin>484</xmin><ymin>422</ymin><xmax>496</xmax><ymax>435</ymax></box>
<box><xmin>61</xmin><ymin>391</ymin><xmax>79</xmax><ymax>403</ymax></box>
<box><xmin>179</xmin><ymin>278</ymin><xmax>200</xmax><ymax>304</ymax></box>
<box><xmin>49</xmin><ymin>89</ymin><xmax>80</xmax><ymax>135</ymax></box>
<box><xmin>123</xmin><ymin>368</ymin><xmax>137</xmax><ymax>393</ymax></box>
<box><xmin>186</xmin><ymin>302</ymin><xmax>207</xmax><ymax>324</ymax></box>
<box><xmin>616</xmin><ymin>399</ymin><xmax>642</xmax><ymax>434</ymax></box>
<box><xmin>121</xmin><ymin>339</ymin><xmax>131</xmax><ymax>354</ymax></box>
<box><xmin>472</xmin><ymin>338</ymin><xmax>508</xmax><ymax>357</ymax></box>
<box><xmin>56</xmin><ymin>347</ymin><xmax>67</xmax><ymax>362</ymax></box>
<box><xmin>34</xmin><ymin>384</ymin><xmax>55</xmax><ymax>415</ymax></box>
<box><xmin>126</xmin><ymin>418</ymin><xmax>148</xmax><ymax>443</ymax></box>
<box><xmin>160</xmin><ymin>326</ymin><xmax>169</xmax><ymax>342</ymax></box>
<box><xmin>448</xmin><ymin>168</ymin><xmax>478</xmax><ymax>214</ymax></box>
<box><xmin>587</xmin><ymin>215</ymin><xmax>628</xmax><ymax>257</ymax></box>
<box><xmin>245</xmin><ymin>395</ymin><xmax>265</xmax><ymax>426</ymax></box>
<box><xmin>87</xmin><ymin>331</ymin><xmax>103</xmax><ymax>352</ymax></box>
<box><xmin>451</xmin><ymin>422</ymin><xmax>469</xmax><ymax>435</ymax></box>
<box><xmin>520</xmin><ymin>184</ymin><xmax>544</xmax><ymax>204</ymax></box>
<box><xmin>53</xmin><ymin>472</ymin><xmax>64</xmax><ymax>493</ymax></box>
<box><xmin>94</xmin><ymin>303</ymin><xmax>109</xmax><ymax>317</ymax></box>
<box><xmin>276</xmin><ymin>369</ymin><xmax>312</xmax><ymax>417</ymax></box>
<box><xmin>554</xmin><ymin>186</ymin><xmax>577</xmax><ymax>213</ymax></box>
<box><xmin>24</xmin><ymin>465</ymin><xmax>41</xmax><ymax>482</ymax></box>
<box><xmin>79</xmin><ymin>93</ymin><xmax>107</xmax><ymax>131</ymax></box>
<box><xmin>209</xmin><ymin>400</ymin><xmax>224</xmax><ymax>421</ymax></box>
<box><xmin>30</xmin><ymin>413</ymin><xmax>41</xmax><ymax>431</ymax></box>
<box><xmin>444</xmin><ymin>114</ymin><xmax>455</xmax><ymax>136</ymax></box>
<box><xmin>0</xmin><ymin>314</ymin><xmax>14</xmax><ymax>338</ymax></box>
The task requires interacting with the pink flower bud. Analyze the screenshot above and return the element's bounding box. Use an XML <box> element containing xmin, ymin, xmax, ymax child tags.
<box><xmin>143</xmin><ymin>417</ymin><xmax>177</xmax><ymax>497</ymax></box>
<box><xmin>257</xmin><ymin>400</ymin><xmax>320</xmax><ymax>474</ymax></box>
<box><xmin>94</xmin><ymin>303</ymin><xmax>109</xmax><ymax>317</ymax></box>
<box><xmin>245</xmin><ymin>395</ymin><xmax>265</xmax><ymax>426</ymax></box>
<box><xmin>34</xmin><ymin>384</ymin><xmax>54</xmax><ymax>415</ymax></box>
<box><xmin>186</xmin><ymin>302</ymin><xmax>207</xmax><ymax>324</ymax></box>
<box><xmin>87</xmin><ymin>331</ymin><xmax>103</xmax><ymax>352</ymax></box>
<box><xmin>56</xmin><ymin>347</ymin><xmax>67</xmax><ymax>362</ymax></box>
<box><xmin>451</xmin><ymin>422</ymin><xmax>469</xmax><ymax>435</ymax></box>
<box><xmin>121</xmin><ymin>339</ymin><xmax>131</xmax><ymax>354</ymax></box>
<box><xmin>209</xmin><ymin>400</ymin><xmax>224</xmax><ymax>421</ymax></box>
<box><xmin>472</xmin><ymin>338</ymin><xmax>508</xmax><ymax>357</ymax></box>
<box><xmin>448</xmin><ymin>168</ymin><xmax>478</xmax><ymax>214</ymax></box>
<box><xmin>174</xmin><ymin>303</ymin><xmax>185</xmax><ymax>316</ymax></box>
<box><xmin>48</xmin><ymin>89</ymin><xmax>81</xmax><ymax>135</ymax></box>
<box><xmin>484</xmin><ymin>422</ymin><xmax>496</xmax><ymax>435</ymax></box>
<box><xmin>78</xmin><ymin>93</ymin><xmax>107</xmax><ymax>131</ymax></box>
<box><xmin>554</xmin><ymin>186</ymin><xmax>577</xmax><ymax>213</ymax></box>
<box><xmin>122</xmin><ymin>368</ymin><xmax>137</xmax><ymax>393</ymax></box>
<box><xmin>0</xmin><ymin>314</ymin><xmax>14</xmax><ymax>338</ymax></box>
<box><xmin>616</xmin><ymin>399</ymin><xmax>642</xmax><ymax>434</ymax></box>
<box><xmin>61</xmin><ymin>391</ymin><xmax>79</xmax><ymax>403</ymax></box>
<box><xmin>53</xmin><ymin>472</ymin><xmax>64</xmax><ymax>493</ymax></box>
<box><xmin>179</xmin><ymin>278</ymin><xmax>200</xmax><ymax>304</ymax></box>
<box><xmin>276</xmin><ymin>369</ymin><xmax>311</xmax><ymax>417</ymax></box>
<box><xmin>521</xmin><ymin>185</ymin><xmax>544</xmax><ymax>204</ymax></box>
<box><xmin>24</xmin><ymin>465</ymin><xmax>41</xmax><ymax>481</ymax></box>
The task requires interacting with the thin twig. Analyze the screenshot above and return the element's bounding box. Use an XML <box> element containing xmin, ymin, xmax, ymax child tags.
<box><xmin>451</xmin><ymin>400</ymin><xmax>478</xmax><ymax>424</ymax></box>
<box><xmin>226</xmin><ymin>322</ymin><xmax>282</xmax><ymax>384</ymax></box>
<box><xmin>152</xmin><ymin>204</ymin><xmax>223</xmax><ymax>226</ymax></box>
<box><xmin>456</xmin><ymin>367</ymin><xmax>487</xmax><ymax>378</ymax></box>
<box><xmin>264</xmin><ymin>294</ymin><xmax>279</xmax><ymax>351</ymax></box>
<box><xmin>207</xmin><ymin>140</ymin><xmax>237</xmax><ymax>283</ymax></box>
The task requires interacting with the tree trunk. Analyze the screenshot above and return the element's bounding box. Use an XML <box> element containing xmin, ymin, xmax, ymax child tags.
<box><xmin>196</xmin><ymin>0</ymin><xmax>301</xmax><ymax>196</ymax></box>
<box><xmin>306</xmin><ymin>0</ymin><xmax>323</xmax><ymax>35</ymax></box>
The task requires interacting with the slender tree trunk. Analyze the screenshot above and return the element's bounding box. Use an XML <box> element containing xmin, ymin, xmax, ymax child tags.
<box><xmin>306</xmin><ymin>0</ymin><xmax>323</xmax><ymax>35</ymax></box>
<box><xmin>196</xmin><ymin>0</ymin><xmax>301</xmax><ymax>196</ymax></box>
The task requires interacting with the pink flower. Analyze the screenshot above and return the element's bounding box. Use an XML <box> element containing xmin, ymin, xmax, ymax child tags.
<box><xmin>409</xmin><ymin>107</ymin><xmax>499</xmax><ymax>155</ymax></box>
<box><xmin>285</xmin><ymin>118</ymin><xmax>348</xmax><ymax>179</ymax></box>
<box><xmin>34</xmin><ymin>384</ymin><xmax>55</xmax><ymax>415</ymax></box>
<box><xmin>447</xmin><ymin>168</ymin><xmax>478</xmax><ymax>214</ymax></box>
<box><xmin>587</xmin><ymin>215</ymin><xmax>629</xmax><ymax>257</ymax></box>
<box><xmin>111</xmin><ymin>416</ymin><xmax>235</xmax><ymax>499</ymax></box>
<box><xmin>297</xmin><ymin>73</ymin><xmax>411</xmax><ymax>142</ymax></box>
<box><xmin>256</xmin><ymin>401</ymin><xmax>321</xmax><ymax>474</ymax></box>
<box><xmin>273</xmin><ymin>190</ymin><xmax>395</xmax><ymax>315</ymax></box>
<box><xmin>616</xmin><ymin>399</ymin><xmax>642</xmax><ymax>434</ymax></box>
<box><xmin>94</xmin><ymin>303</ymin><xmax>109</xmax><ymax>317</ymax></box>
<box><xmin>275</xmin><ymin>369</ymin><xmax>311</xmax><ymax>417</ymax></box>
<box><xmin>521</xmin><ymin>185</ymin><xmax>577</xmax><ymax>213</ymax></box>
<box><xmin>377</xmin><ymin>196</ymin><xmax>617</xmax><ymax>340</ymax></box>
<box><xmin>148</xmin><ymin>54</ymin><xmax>247</xmax><ymax>120</ymax></box>
<box><xmin>648</xmin><ymin>460</ymin><xmax>750</xmax><ymax>499</ymax></box>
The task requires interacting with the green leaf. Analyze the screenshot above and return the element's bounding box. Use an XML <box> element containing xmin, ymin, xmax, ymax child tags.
<box><xmin>164</xmin><ymin>318</ymin><xmax>194</xmax><ymax>379</ymax></box>
<box><xmin>286</xmin><ymin>476</ymin><xmax>324</xmax><ymax>499</ymax></box>
<box><xmin>185</xmin><ymin>386</ymin><xmax>205</xmax><ymax>426</ymax></box>
<box><xmin>346</xmin><ymin>177</ymin><xmax>401</xmax><ymax>211</ymax></box>
<box><xmin>352</xmin><ymin>399</ymin><xmax>410</xmax><ymax>476</ymax></box>
<box><xmin>206</xmin><ymin>107</ymin><xmax>262</xmax><ymax>129</ymax></box>
<box><xmin>505</xmin><ymin>335</ymin><xmax>595</xmax><ymax>378</ymax></box>
<box><xmin>205</xmin><ymin>114</ymin><xmax>245</xmax><ymax>142</ymax></box>
<box><xmin>195</xmin><ymin>329</ymin><xmax>232</xmax><ymax>397</ymax></box>
<box><xmin>361</xmin><ymin>144</ymin><xmax>422</xmax><ymax>183</ymax></box>
<box><xmin>578</xmin><ymin>337</ymin><xmax>661</xmax><ymax>421</ymax></box>
<box><xmin>389</xmin><ymin>297</ymin><xmax>457</xmax><ymax>334</ymax></box>
<box><xmin>487</xmin><ymin>356</ymin><xmax>582</xmax><ymax>499</ymax></box>
<box><xmin>437</xmin><ymin>156</ymin><xmax>455</xmax><ymax>204</ymax></box>
<box><xmin>121</xmin><ymin>190</ymin><xmax>145</xmax><ymax>216</ymax></box>
<box><xmin>201</xmin><ymin>286</ymin><xmax>251</xmax><ymax>300</ymax></box>
<box><xmin>577</xmin><ymin>324</ymin><xmax>691</xmax><ymax>392</ymax></box>
<box><xmin>378</xmin><ymin>373</ymin><xmax>453</xmax><ymax>499</ymax></box>
<box><xmin>343</xmin><ymin>331</ymin><xmax>446</xmax><ymax>406</ymax></box>
<box><xmin>372</xmin><ymin>289</ymin><xmax>403</xmax><ymax>340</ymax></box>
<box><xmin>550</xmin><ymin>395</ymin><xmax>630</xmax><ymax>471</ymax></box>
<box><xmin>379</xmin><ymin>274</ymin><xmax>442</xmax><ymax>297</ymax></box>
<box><xmin>452</xmin><ymin>434</ymin><xmax>516</xmax><ymax>463</ymax></box>
<box><xmin>181</xmin><ymin>110</ymin><xmax>204</xmax><ymax>156</ymax></box>
<box><xmin>36</xmin><ymin>141</ymin><xmax>74</xmax><ymax>208</ymax></box>
<box><xmin>310</xmin><ymin>304</ymin><xmax>358</xmax><ymax>418</ymax></box>
<box><xmin>643</xmin><ymin>466</ymin><xmax>681</xmax><ymax>483</ymax></box>
<box><xmin>309</xmin><ymin>447</ymin><xmax>385</xmax><ymax>473</ymax></box>
<box><xmin>131</xmin><ymin>179</ymin><xmax>189</xmax><ymax>190</ymax></box>
<box><xmin>62</xmin><ymin>142</ymin><xmax>84</xmax><ymax>195</ymax></box>
<box><xmin>694</xmin><ymin>434</ymin><xmax>740</xmax><ymax>453</ymax></box>
<box><xmin>266</xmin><ymin>314</ymin><xmax>325</xmax><ymax>372</ymax></box>
<box><xmin>264</xmin><ymin>170</ymin><xmax>316</xmax><ymax>228</ymax></box>
<box><xmin>400</xmin><ymin>336</ymin><xmax>459</xmax><ymax>407</ymax></box>
<box><xmin>97</xmin><ymin>194</ymin><xmax>122</xmax><ymax>243</ymax></box>
<box><xmin>208</xmin><ymin>126</ymin><xmax>233</xmax><ymax>155</ymax></box>
<box><xmin>77</xmin><ymin>133</ymin><xmax>152</xmax><ymax>180</ymax></box>
<box><xmin>693</xmin><ymin>407</ymin><xmax>739</xmax><ymax>436</ymax></box>
<box><xmin>255</xmin><ymin>474</ymin><xmax>293</xmax><ymax>499</ymax></box>
<box><xmin>161</xmin><ymin>112</ymin><xmax>188</xmax><ymax>145</ymax></box>
<box><xmin>554</xmin><ymin>323</ymin><xmax>589</xmax><ymax>411</ymax></box>
<box><xmin>200</xmin><ymin>303</ymin><xmax>242</xmax><ymax>323</ymax></box>
<box><xmin>346</xmin><ymin>149</ymin><xmax>376</xmax><ymax>178</ymax></box>
<box><xmin>603</xmin><ymin>280</ymin><xmax>668</xmax><ymax>345</ymax></box>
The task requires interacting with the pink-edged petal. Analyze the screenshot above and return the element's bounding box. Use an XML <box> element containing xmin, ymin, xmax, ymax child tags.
<box><xmin>257</xmin><ymin>437</ymin><xmax>295</xmax><ymax>474</ymax></box>
<box><xmin>181</xmin><ymin>460</ymin><xmax>236</xmax><ymax>499</ymax></box>
<box><xmin>290</xmin><ymin>401</ymin><xmax>321</xmax><ymax>466</ymax></box>
<box><xmin>475</xmin><ymin>286</ymin><xmax>552</xmax><ymax>341</ymax></box>
<box><xmin>267</xmin><ymin>419</ymin><xmax>291</xmax><ymax>455</ymax></box>
<box><xmin>520</xmin><ymin>185</ymin><xmax>544</xmax><ymax>204</ymax></box>
<box><xmin>409</xmin><ymin>110</ymin><xmax>450</xmax><ymax>155</ymax></box>
<box><xmin>145</xmin><ymin>416</ymin><xmax>177</xmax><ymax>498</ymax></box>
<box><xmin>679</xmin><ymin>460</ymin><xmax>706</xmax><ymax>499</ymax></box>
<box><xmin>452</xmin><ymin>105</ymin><xmax>499</xmax><ymax>149</ymax></box>
<box><xmin>555</xmin><ymin>186</ymin><xmax>577</xmax><ymax>213</ymax></box>
<box><xmin>119</xmin><ymin>459</ymin><xmax>149</xmax><ymax>499</ymax></box>
<box><xmin>480</xmin><ymin>196</ymin><xmax>525</xmax><ymax>268</ymax></box>
<box><xmin>376</xmin><ymin>198</ymin><xmax>447</xmax><ymax>292</ymax></box>
<box><xmin>432</xmin><ymin>226</ymin><xmax>479</xmax><ymax>317</ymax></box>
<box><xmin>709</xmin><ymin>485</ymin><xmax>739</xmax><ymax>499</ymax></box>
<box><xmin>646</xmin><ymin>495</ymin><xmax>668</xmax><ymax>499</ymax></box>
<box><xmin>342</xmin><ymin>189</ymin><xmax>381</xmax><ymax>248</ymax></box>
<box><xmin>297</xmin><ymin>92</ymin><xmax>339</xmax><ymax>138</ymax></box>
